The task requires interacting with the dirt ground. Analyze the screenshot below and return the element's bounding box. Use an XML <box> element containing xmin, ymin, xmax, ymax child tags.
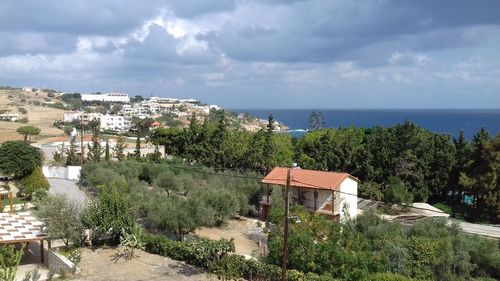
<box><xmin>0</xmin><ymin>89</ymin><xmax>64</xmax><ymax>143</ymax></box>
<box><xmin>195</xmin><ymin>217</ymin><xmax>264</xmax><ymax>258</ymax></box>
<box><xmin>74</xmin><ymin>248</ymin><xmax>218</xmax><ymax>281</ymax></box>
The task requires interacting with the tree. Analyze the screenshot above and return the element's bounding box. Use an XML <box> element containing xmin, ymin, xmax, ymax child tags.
<box><xmin>263</xmin><ymin>114</ymin><xmax>276</xmax><ymax>172</ymax></box>
<box><xmin>449</xmin><ymin>131</ymin><xmax>472</xmax><ymax>204</ymax></box>
<box><xmin>133</xmin><ymin>118</ymin><xmax>153</xmax><ymax>160</ymax></box>
<box><xmin>35</xmin><ymin>194</ymin><xmax>84</xmax><ymax>246</ymax></box>
<box><xmin>385</xmin><ymin>176</ymin><xmax>413</xmax><ymax>205</ymax></box>
<box><xmin>19</xmin><ymin>166</ymin><xmax>50</xmax><ymax>198</ymax></box>
<box><xmin>0</xmin><ymin>141</ymin><xmax>42</xmax><ymax>179</ymax></box>
<box><xmin>82</xmin><ymin>183</ymin><xmax>135</xmax><ymax>243</ymax></box>
<box><xmin>210</xmin><ymin>110</ymin><xmax>228</xmax><ymax>169</ymax></box>
<box><xmin>16</xmin><ymin>126</ymin><xmax>41</xmax><ymax>142</ymax></box>
<box><xmin>66</xmin><ymin>136</ymin><xmax>80</xmax><ymax>165</ymax></box>
<box><xmin>105</xmin><ymin>140</ymin><xmax>110</xmax><ymax>161</ymax></box>
<box><xmin>153</xmin><ymin>171</ymin><xmax>178</xmax><ymax>196</ymax></box>
<box><xmin>460</xmin><ymin>128</ymin><xmax>499</xmax><ymax>222</ymax></box>
<box><xmin>114</xmin><ymin>136</ymin><xmax>128</xmax><ymax>161</ymax></box>
<box><xmin>308</xmin><ymin>110</ymin><xmax>325</xmax><ymax>130</ymax></box>
<box><xmin>87</xmin><ymin>119</ymin><xmax>103</xmax><ymax>162</ymax></box>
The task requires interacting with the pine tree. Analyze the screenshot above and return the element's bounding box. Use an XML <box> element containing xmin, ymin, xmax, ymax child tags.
<box><xmin>66</xmin><ymin>136</ymin><xmax>80</xmax><ymax>166</ymax></box>
<box><xmin>459</xmin><ymin>128</ymin><xmax>498</xmax><ymax>222</ymax></box>
<box><xmin>105</xmin><ymin>140</ymin><xmax>110</xmax><ymax>161</ymax></box>
<box><xmin>114</xmin><ymin>136</ymin><xmax>128</xmax><ymax>161</ymax></box>
<box><xmin>263</xmin><ymin>114</ymin><xmax>276</xmax><ymax>172</ymax></box>
<box><xmin>211</xmin><ymin>110</ymin><xmax>228</xmax><ymax>169</ymax></box>
<box><xmin>309</xmin><ymin>110</ymin><xmax>325</xmax><ymax>130</ymax></box>
<box><xmin>87</xmin><ymin>119</ymin><xmax>103</xmax><ymax>162</ymax></box>
<box><xmin>449</xmin><ymin>131</ymin><xmax>472</xmax><ymax>203</ymax></box>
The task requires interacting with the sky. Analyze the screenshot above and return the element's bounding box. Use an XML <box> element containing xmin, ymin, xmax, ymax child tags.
<box><xmin>0</xmin><ymin>0</ymin><xmax>499</xmax><ymax>109</ymax></box>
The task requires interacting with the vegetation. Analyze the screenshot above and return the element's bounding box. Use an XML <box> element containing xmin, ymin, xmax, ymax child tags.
<box><xmin>0</xmin><ymin>141</ymin><xmax>42</xmax><ymax>179</ymax></box>
<box><xmin>81</xmin><ymin>161</ymin><xmax>261</xmax><ymax>240</ymax></box>
<box><xmin>266</xmin><ymin>205</ymin><xmax>500</xmax><ymax>281</ymax></box>
<box><xmin>16</xmin><ymin>125</ymin><xmax>41</xmax><ymax>142</ymax></box>
<box><xmin>35</xmin><ymin>194</ymin><xmax>84</xmax><ymax>247</ymax></box>
<box><xmin>0</xmin><ymin>245</ymin><xmax>24</xmax><ymax>281</ymax></box>
<box><xmin>82</xmin><ymin>183</ymin><xmax>135</xmax><ymax>243</ymax></box>
<box><xmin>18</xmin><ymin>166</ymin><xmax>49</xmax><ymax>197</ymax></box>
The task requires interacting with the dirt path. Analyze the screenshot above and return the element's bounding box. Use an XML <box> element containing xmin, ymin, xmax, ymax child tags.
<box><xmin>195</xmin><ymin>217</ymin><xmax>263</xmax><ymax>258</ymax></box>
<box><xmin>75</xmin><ymin>248</ymin><xmax>218</xmax><ymax>281</ymax></box>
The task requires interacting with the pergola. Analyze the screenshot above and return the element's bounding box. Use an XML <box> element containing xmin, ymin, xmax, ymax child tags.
<box><xmin>0</xmin><ymin>188</ymin><xmax>11</xmax><ymax>212</ymax></box>
<box><xmin>0</xmin><ymin>212</ymin><xmax>46</xmax><ymax>263</ymax></box>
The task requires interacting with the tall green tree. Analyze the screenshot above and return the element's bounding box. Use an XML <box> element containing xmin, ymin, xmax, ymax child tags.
<box><xmin>114</xmin><ymin>135</ymin><xmax>128</xmax><ymax>161</ymax></box>
<box><xmin>0</xmin><ymin>141</ymin><xmax>42</xmax><ymax>179</ymax></box>
<box><xmin>211</xmin><ymin>110</ymin><xmax>228</xmax><ymax>169</ymax></box>
<box><xmin>308</xmin><ymin>110</ymin><xmax>325</xmax><ymax>130</ymax></box>
<box><xmin>104</xmin><ymin>140</ymin><xmax>110</xmax><ymax>161</ymax></box>
<box><xmin>263</xmin><ymin>114</ymin><xmax>276</xmax><ymax>172</ymax></box>
<box><xmin>460</xmin><ymin>129</ymin><xmax>499</xmax><ymax>222</ymax></box>
<box><xmin>66</xmin><ymin>136</ymin><xmax>80</xmax><ymax>165</ymax></box>
<box><xmin>87</xmin><ymin>119</ymin><xmax>103</xmax><ymax>162</ymax></box>
<box><xmin>16</xmin><ymin>125</ymin><xmax>41</xmax><ymax>142</ymax></box>
<box><xmin>449</xmin><ymin>131</ymin><xmax>472</xmax><ymax>203</ymax></box>
<box><xmin>133</xmin><ymin>117</ymin><xmax>153</xmax><ymax>160</ymax></box>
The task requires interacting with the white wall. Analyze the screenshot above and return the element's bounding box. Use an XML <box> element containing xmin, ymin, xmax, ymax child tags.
<box><xmin>339</xmin><ymin>177</ymin><xmax>358</xmax><ymax>221</ymax></box>
<box><xmin>42</xmin><ymin>166</ymin><xmax>81</xmax><ymax>180</ymax></box>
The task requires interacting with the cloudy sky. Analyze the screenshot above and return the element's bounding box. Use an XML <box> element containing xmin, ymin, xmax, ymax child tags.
<box><xmin>1</xmin><ymin>0</ymin><xmax>499</xmax><ymax>108</ymax></box>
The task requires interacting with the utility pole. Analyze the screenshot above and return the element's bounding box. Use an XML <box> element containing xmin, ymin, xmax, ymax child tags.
<box><xmin>80</xmin><ymin>114</ymin><xmax>84</xmax><ymax>166</ymax></box>
<box><xmin>281</xmin><ymin>168</ymin><xmax>291</xmax><ymax>281</ymax></box>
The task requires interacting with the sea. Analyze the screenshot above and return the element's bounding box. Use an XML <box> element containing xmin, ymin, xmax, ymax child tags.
<box><xmin>232</xmin><ymin>109</ymin><xmax>500</xmax><ymax>139</ymax></box>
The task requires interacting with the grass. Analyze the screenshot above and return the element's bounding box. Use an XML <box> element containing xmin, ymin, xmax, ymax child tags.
<box><xmin>433</xmin><ymin>203</ymin><xmax>453</xmax><ymax>214</ymax></box>
<box><xmin>0</xmin><ymin>196</ymin><xmax>29</xmax><ymax>209</ymax></box>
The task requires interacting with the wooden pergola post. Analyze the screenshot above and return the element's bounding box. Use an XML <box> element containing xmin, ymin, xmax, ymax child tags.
<box><xmin>40</xmin><ymin>240</ymin><xmax>44</xmax><ymax>263</ymax></box>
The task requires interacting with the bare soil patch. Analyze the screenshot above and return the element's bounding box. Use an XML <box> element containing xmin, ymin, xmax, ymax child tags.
<box><xmin>74</xmin><ymin>247</ymin><xmax>218</xmax><ymax>281</ymax></box>
<box><xmin>195</xmin><ymin>217</ymin><xmax>263</xmax><ymax>258</ymax></box>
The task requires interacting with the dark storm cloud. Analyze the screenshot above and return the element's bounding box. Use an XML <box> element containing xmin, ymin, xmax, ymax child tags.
<box><xmin>0</xmin><ymin>0</ymin><xmax>164</xmax><ymax>35</ymax></box>
<box><xmin>163</xmin><ymin>0</ymin><xmax>237</xmax><ymax>18</ymax></box>
<box><xmin>206</xmin><ymin>0</ymin><xmax>500</xmax><ymax>63</ymax></box>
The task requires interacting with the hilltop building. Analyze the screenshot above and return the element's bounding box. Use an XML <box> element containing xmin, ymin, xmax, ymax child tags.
<box><xmin>81</xmin><ymin>92</ymin><xmax>130</xmax><ymax>103</ymax></box>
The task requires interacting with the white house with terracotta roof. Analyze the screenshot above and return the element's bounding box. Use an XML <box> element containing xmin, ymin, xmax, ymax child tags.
<box><xmin>261</xmin><ymin>167</ymin><xmax>359</xmax><ymax>222</ymax></box>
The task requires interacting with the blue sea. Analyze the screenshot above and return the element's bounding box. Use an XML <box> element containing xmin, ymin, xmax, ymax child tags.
<box><xmin>233</xmin><ymin>109</ymin><xmax>500</xmax><ymax>139</ymax></box>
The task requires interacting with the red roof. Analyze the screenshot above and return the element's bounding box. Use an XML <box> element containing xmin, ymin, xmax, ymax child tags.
<box><xmin>262</xmin><ymin>167</ymin><xmax>358</xmax><ymax>191</ymax></box>
<box><xmin>151</xmin><ymin>121</ymin><xmax>161</xmax><ymax>127</ymax></box>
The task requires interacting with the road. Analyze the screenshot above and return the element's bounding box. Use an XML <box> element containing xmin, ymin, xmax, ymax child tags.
<box><xmin>48</xmin><ymin>178</ymin><xmax>88</xmax><ymax>208</ymax></box>
<box><xmin>457</xmin><ymin>220</ymin><xmax>500</xmax><ymax>239</ymax></box>
<box><xmin>357</xmin><ymin>198</ymin><xmax>500</xmax><ymax>239</ymax></box>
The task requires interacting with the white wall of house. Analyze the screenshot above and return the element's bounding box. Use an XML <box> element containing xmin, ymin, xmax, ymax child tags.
<box><xmin>339</xmin><ymin>178</ymin><xmax>358</xmax><ymax>221</ymax></box>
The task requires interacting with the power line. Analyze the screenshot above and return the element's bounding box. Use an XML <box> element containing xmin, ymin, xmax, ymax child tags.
<box><xmin>164</xmin><ymin>163</ymin><xmax>450</xmax><ymax>216</ymax></box>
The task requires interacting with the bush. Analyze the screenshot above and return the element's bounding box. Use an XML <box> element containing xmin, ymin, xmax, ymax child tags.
<box><xmin>143</xmin><ymin>233</ymin><xmax>328</xmax><ymax>281</ymax></box>
<box><xmin>82</xmin><ymin>184</ymin><xmax>135</xmax><ymax>243</ymax></box>
<box><xmin>361</xmin><ymin>272</ymin><xmax>420</xmax><ymax>281</ymax></box>
<box><xmin>19</xmin><ymin>166</ymin><xmax>49</xmax><ymax>197</ymax></box>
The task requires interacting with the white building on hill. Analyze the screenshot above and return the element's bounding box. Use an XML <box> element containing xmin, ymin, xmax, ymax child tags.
<box><xmin>81</xmin><ymin>93</ymin><xmax>130</xmax><ymax>103</ymax></box>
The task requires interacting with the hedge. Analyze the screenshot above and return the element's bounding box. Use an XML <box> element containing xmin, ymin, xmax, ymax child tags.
<box><xmin>143</xmin><ymin>234</ymin><xmax>333</xmax><ymax>281</ymax></box>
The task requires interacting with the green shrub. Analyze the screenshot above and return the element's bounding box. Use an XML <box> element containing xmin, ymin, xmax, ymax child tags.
<box><xmin>361</xmin><ymin>272</ymin><xmax>421</xmax><ymax>281</ymax></box>
<box><xmin>19</xmin><ymin>166</ymin><xmax>49</xmax><ymax>197</ymax></box>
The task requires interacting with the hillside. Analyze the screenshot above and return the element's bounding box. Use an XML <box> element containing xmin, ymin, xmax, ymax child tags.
<box><xmin>0</xmin><ymin>88</ymin><xmax>65</xmax><ymax>142</ymax></box>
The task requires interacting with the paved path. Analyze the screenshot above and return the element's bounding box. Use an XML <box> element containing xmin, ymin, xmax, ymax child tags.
<box><xmin>48</xmin><ymin>178</ymin><xmax>88</xmax><ymax>208</ymax></box>
<box><xmin>456</xmin><ymin>220</ymin><xmax>500</xmax><ymax>239</ymax></box>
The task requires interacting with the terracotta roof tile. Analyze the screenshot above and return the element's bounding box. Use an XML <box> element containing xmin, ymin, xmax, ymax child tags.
<box><xmin>262</xmin><ymin>167</ymin><xmax>358</xmax><ymax>191</ymax></box>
